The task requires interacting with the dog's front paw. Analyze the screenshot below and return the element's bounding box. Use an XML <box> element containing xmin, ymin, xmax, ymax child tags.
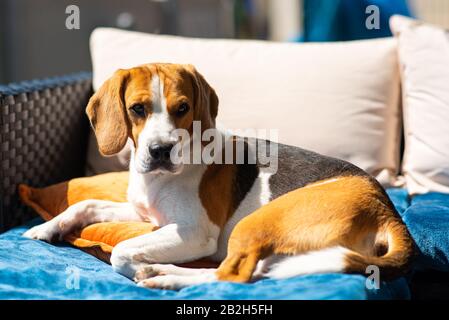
<box><xmin>137</xmin><ymin>275</ymin><xmax>185</xmax><ymax>290</ymax></box>
<box><xmin>23</xmin><ymin>220</ymin><xmax>63</xmax><ymax>242</ymax></box>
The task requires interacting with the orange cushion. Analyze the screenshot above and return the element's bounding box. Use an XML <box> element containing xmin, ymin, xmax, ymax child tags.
<box><xmin>18</xmin><ymin>172</ymin><xmax>218</xmax><ymax>268</ymax></box>
<box><xmin>18</xmin><ymin>172</ymin><xmax>157</xmax><ymax>262</ymax></box>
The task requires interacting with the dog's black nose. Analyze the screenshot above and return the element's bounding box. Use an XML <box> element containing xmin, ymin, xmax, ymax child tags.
<box><xmin>149</xmin><ymin>144</ymin><xmax>174</xmax><ymax>162</ymax></box>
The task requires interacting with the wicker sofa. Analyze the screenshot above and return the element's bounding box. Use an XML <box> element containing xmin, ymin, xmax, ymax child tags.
<box><xmin>0</xmin><ymin>73</ymin><xmax>92</xmax><ymax>233</ymax></box>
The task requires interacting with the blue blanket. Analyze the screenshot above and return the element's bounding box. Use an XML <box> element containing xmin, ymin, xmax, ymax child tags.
<box><xmin>403</xmin><ymin>192</ymin><xmax>449</xmax><ymax>272</ymax></box>
<box><xmin>0</xmin><ymin>188</ymin><xmax>436</xmax><ymax>300</ymax></box>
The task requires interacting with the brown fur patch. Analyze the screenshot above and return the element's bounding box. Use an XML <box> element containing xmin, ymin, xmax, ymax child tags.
<box><xmin>86</xmin><ymin>69</ymin><xmax>131</xmax><ymax>156</ymax></box>
<box><xmin>199</xmin><ymin>137</ymin><xmax>258</xmax><ymax>228</ymax></box>
<box><xmin>199</xmin><ymin>164</ymin><xmax>236</xmax><ymax>228</ymax></box>
<box><xmin>215</xmin><ymin>176</ymin><xmax>414</xmax><ymax>282</ymax></box>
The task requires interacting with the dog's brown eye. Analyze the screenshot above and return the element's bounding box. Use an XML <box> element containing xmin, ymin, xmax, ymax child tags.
<box><xmin>131</xmin><ymin>104</ymin><xmax>146</xmax><ymax>117</ymax></box>
<box><xmin>176</xmin><ymin>103</ymin><xmax>190</xmax><ymax>117</ymax></box>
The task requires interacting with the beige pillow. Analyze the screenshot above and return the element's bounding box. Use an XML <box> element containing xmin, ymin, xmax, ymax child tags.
<box><xmin>390</xmin><ymin>15</ymin><xmax>449</xmax><ymax>194</ymax></box>
<box><xmin>89</xmin><ymin>28</ymin><xmax>402</xmax><ymax>185</ymax></box>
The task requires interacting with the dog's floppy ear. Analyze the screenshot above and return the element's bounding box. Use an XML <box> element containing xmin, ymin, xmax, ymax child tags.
<box><xmin>187</xmin><ymin>65</ymin><xmax>219</xmax><ymax>132</ymax></box>
<box><xmin>86</xmin><ymin>69</ymin><xmax>130</xmax><ymax>156</ymax></box>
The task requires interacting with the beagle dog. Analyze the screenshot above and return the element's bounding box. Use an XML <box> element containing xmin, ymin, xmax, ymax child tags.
<box><xmin>24</xmin><ymin>63</ymin><xmax>415</xmax><ymax>290</ymax></box>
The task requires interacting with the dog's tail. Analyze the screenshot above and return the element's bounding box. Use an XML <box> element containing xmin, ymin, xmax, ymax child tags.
<box><xmin>265</xmin><ymin>218</ymin><xmax>415</xmax><ymax>281</ymax></box>
<box><xmin>343</xmin><ymin>218</ymin><xmax>416</xmax><ymax>280</ymax></box>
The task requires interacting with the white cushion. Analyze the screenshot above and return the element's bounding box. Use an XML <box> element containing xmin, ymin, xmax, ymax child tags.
<box><xmin>390</xmin><ymin>15</ymin><xmax>449</xmax><ymax>194</ymax></box>
<box><xmin>89</xmin><ymin>28</ymin><xmax>402</xmax><ymax>185</ymax></box>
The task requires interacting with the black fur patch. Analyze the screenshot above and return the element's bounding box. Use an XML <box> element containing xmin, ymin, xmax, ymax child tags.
<box><xmin>231</xmin><ymin>139</ymin><xmax>260</xmax><ymax>212</ymax></box>
<box><xmin>231</xmin><ymin>137</ymin><xmax>372</xmax><ymax>207</ymax></box>
<box><xmin>264</xmin><ymin>140</ymin><xmax>368</xmax><ymax>200</ymax></box>
<box><xmin>229</xmin><ymin>137</ymin><xmax>395</xmax><ymax>214</ymax></box>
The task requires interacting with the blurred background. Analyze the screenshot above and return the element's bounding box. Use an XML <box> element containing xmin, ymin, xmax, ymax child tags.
<box><xmin>0</xmin><ymin>0</ymin><xmax>448</xmax><ymax>84</ymax></box>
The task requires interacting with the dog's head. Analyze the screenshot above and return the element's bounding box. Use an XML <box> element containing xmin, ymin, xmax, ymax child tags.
<box><xmin>86</xmin><ymin>63</ymin><xmax>218</xmax><ymax>174</ymax></box>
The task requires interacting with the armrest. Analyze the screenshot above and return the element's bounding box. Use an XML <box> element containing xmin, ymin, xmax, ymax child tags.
<box><xmin>0</xmin><ymin>72</ymin><xmax>93</xmax><ymax>232</ymax></box>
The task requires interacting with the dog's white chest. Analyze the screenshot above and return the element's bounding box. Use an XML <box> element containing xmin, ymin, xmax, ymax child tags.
<box><xmin>131</xmin><ymin>197</ymin><xmax>162</xmax><ymax>226</ymax></box>
<box><xmin>127</xmin><ymin>164</ymin><xmax>211</xmax><ymax>228</ymax></box>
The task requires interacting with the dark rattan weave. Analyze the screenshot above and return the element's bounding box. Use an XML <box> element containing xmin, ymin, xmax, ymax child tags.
<box><xmin>0</xmin><ymin>73</ymin><xmax>93</xmax><ymax>232</ymax></box>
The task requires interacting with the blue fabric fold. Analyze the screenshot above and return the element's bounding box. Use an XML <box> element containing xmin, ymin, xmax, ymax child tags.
<box><xmin>402</xmin><ymin>192</ymin><xmax>449</xmax><ymax>272</ymax></box>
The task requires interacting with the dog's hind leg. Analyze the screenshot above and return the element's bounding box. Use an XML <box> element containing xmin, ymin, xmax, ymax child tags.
<box><xmin>215</xmin><ymin>251</ymin><xmax>262</xmax><ymax>283</ymax></box>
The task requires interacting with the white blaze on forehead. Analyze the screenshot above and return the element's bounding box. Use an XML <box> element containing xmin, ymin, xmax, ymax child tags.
<box><xmin>150</xmin><ymin>73</ymin><xmax>165</xmax><ymax>114</ymax></box>
<box><xmin>137</xmin><ymin>73</ymin><xmax>177</xmax><ymax>148</ymax></box>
